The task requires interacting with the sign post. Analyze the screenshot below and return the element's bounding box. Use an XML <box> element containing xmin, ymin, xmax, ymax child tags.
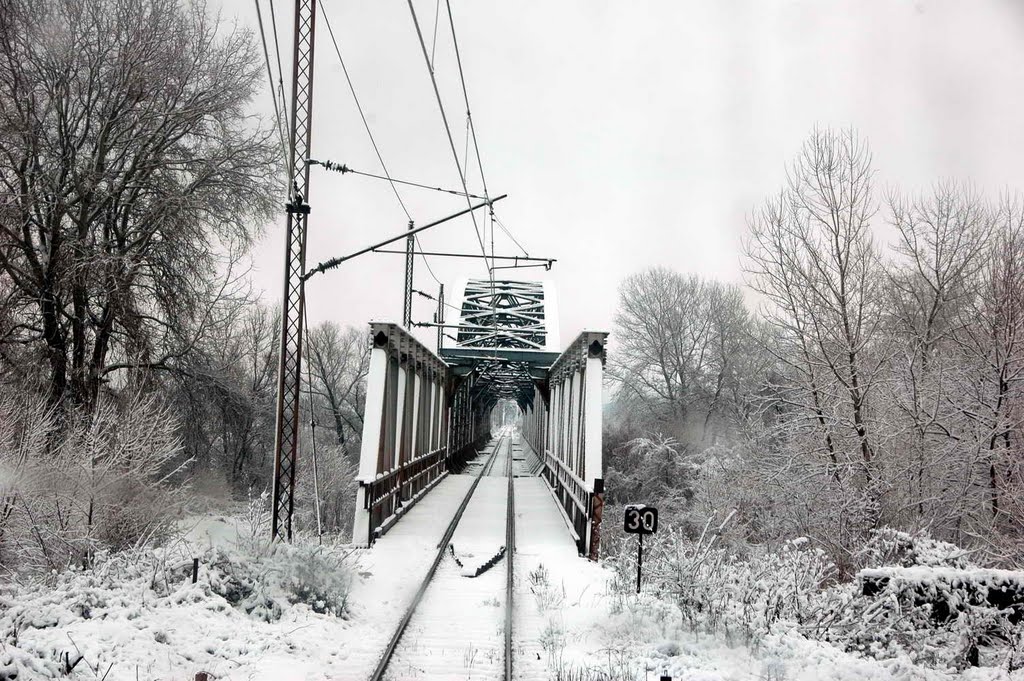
<box><xmin>623</xmin><ymin>504</ymin><xmax>658</xmax><ymax>593</ymax></box>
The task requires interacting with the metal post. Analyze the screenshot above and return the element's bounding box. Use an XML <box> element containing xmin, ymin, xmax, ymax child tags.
<box><xmin>636</xmin><ymin>533</ymin><xmax>643</xmax><ymax>594</ymax></box>
<box><xmin>403</xmin><ymin>220</ymin><xmax>414</xmax><ymax>328</ymax></box>
<box><xmin>436</xmin><ymin>283</ymin><xmax>445</xmax><ymax>352</ymax></box>
<box><xmin>271</xmin><ymin>0</ymin><xmax>317</xmax><ymax>542</ymax></box>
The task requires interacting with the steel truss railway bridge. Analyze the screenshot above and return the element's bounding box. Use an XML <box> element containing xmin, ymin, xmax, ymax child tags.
<box><xmin>343</xmin><ymin>279</ymin><xmax>608</xmax><ymax>679</ymax></box>
<box><xmin>352</xmin><ymin>278</ymin><xmax>607</xmax><ymax>560</ymax></box>
<box><xmin>262</xmin><ymin>1</ymin><xmax>609</xmax><ymax>674</ymax></box>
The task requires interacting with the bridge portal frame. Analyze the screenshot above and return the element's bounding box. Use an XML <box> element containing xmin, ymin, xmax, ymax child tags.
<box><xmin>352</xmin><ymin>323</ymin><xmax>608</xmax><ymax>559</ymax></box>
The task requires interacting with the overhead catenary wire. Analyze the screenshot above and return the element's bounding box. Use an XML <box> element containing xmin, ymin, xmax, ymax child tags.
<box><xmin>310</xmin><ymin>160</ymin><xmax>488</xmax><ymax>200</ymax></box>
<box><xmin>319</xmin><ymin>2</ymin><xmax>412</xmax><ymax>223</ymax></box>
<box><xmin>444</xmin><ymin>0</ymin><xmax>490</xmax><ymax>203</ymax></box>
<box><xmin>267</xmin><ymin>0</ymin><xmax>291</xmax><ymax>179</ymax></box>
<box><xmin>444</xmin><ymin>0</ymin><xmax>495</xmax><ymax>286</ymax></box>
<box><xmin>441</xmin><ymin>0</ymin><xmax>502</xmax><ymax>346</ymax></box>
<box><xmin>415</xmin><ymin>235</ymin><xmax>443</xmax><ymax>286</ymax></box>
<box><xmin>253</xmin><ymin>0</ymin><xmax>289</xmax><ymax>156</ymax></box>
<box><xmin>302</xmin><ymin>303</ymin><xmax>324</xmax><ymax>542</ymax></box>
<box><xmin>317</xmin><ymin>3</ymin><xmax>444</xmax><ymax>291</ymax></box>
<box><xmin>405</xmin><ymin>0</ymin><xmax>490</xmax><ymax>273</ymax></box>
<box><xmin>429</xmin><ymin>0</ymin><xmax>442</xmax><ymax>68</ymax></box>
<box><xmin>492</xmin><ymin>214</ymin><xmax>530</xmax><ymax>257</ymax></box>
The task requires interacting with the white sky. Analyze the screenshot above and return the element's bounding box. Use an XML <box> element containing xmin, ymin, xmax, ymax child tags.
<box><xmin>222</xmin><ymin>0</ymin><xmax>1024</xmax><ymax>350</ymax></box>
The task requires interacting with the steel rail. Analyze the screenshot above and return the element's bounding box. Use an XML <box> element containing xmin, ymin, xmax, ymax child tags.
<box><xmin>368</xmin><ymin>434</ymin><xmax>508</xmax><ymax>681</ymax></box>
<box><xmin>504</xmin><ymin>430</ymin><xmax>516</xmax><ymax>679</ymax></box>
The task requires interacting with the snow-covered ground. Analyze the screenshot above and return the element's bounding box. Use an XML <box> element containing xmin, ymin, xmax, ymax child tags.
<box><xmin>3</xmin><ymin>445</ymin><xmax>1022</xmax><ymax>681</ymax></box>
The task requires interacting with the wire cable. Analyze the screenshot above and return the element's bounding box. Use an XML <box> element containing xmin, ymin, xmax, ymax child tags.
<box><xmin>319</xmin><ymin>1</ymin><xmax>412</xmax><ymax>223</ymax></box>
<box><xmin>492</xmin><ymin>214</ymin><xmax>530</xmax><ymax>257</ymax></box>
<box><xmin>429</xmin><ymin>0</ymin><xmax>442</xmax><ymax>68</ymax></box>
<box><xmin>445</xmin><ymin>0</ymin><xmax>490</xmax><ymax>202</ymax></box>
<box><xmin>267</xmin><ymin>0</ymin><xmax>291</xmax><ymax>179</ymax></box>
<box><xmin>415</xmin><ymin>235</ymin><xmax>443</xmax><ymax>286</ymax></box>
<box><xmin>254</xmin><ymin>0</ymin><xmax>289</xmax><ymax>156</ymax></box>
<box><xmin>311</xmin><ymin>160</ymin><xmax>487</xmax><ymax>200</ymax></box>
<box><xmin>301</xmin><ymin>302</ymin><xmax>324</xmax><ymax>542</ymax></box>
<box><xmin>405</xmin><ymin>0</ymin><xmax>490</xmax><ymax>272</ymax></box>
<box><xmin>320</xmin><ymin>2</ymin><xmax>447</xmax><ymax>299</ymax></box>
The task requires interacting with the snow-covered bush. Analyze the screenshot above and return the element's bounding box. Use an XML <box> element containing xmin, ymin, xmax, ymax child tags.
<box><xmin>604</xmin><ymin>435</ymin><xmax>702</xmax><ymax>530</ymax></box>
<box><xmin>198</xmin><ymin>539</ymin><xmax>354</xmax><ymax>620</ymax></box>
<box><xmin>610</xmin><ymin>522</ymin><xmax>1024</xmax><ymax>670</ymax></box>
<box><xmin>610</xmin><ymin>513</ymin><xmax>836</xmax><ymax>645</ymax></box>
<box><xmin>0</xmin><ymin>534</ymin><xmax>355</xmax><ymax>678</ymax></box>
<box><xmin>855</xmin><ymin>527</ymin><xmax>972</xmax><ymax>570</ymax></box>
<box><xmin>801</xmin><ymin>529</ymin><xmax>1023</xmax><ymax>669</ymax></box>
<box><xmin>0</xmin><ymin>392</ymin><xmax>186</xmax><ymax>573</ymax></box>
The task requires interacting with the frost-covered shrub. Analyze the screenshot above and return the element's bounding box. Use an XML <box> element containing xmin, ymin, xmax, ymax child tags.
<box><xmin>0</xmin><ymin>393</ymin><xmax>185</xmax><ymax>573</ymax></box>
<box><xmin>856</xmin><ymin>527</ymin><xmax>972</xmax><ymax>571</ymax></box>
<box><xmin>200</xmin><ymin>539</ymin><xmax>353</xmax><ymax>621</ymax></box>
<box><xmin>611</xmin><ymin>515</ymin><xmax>835</xmax><ymax>645</ymax></box>
<box><xmin>802</xmin><ymin>530</ymin><xmax>1024</xmax><ymax>669</ymax></box>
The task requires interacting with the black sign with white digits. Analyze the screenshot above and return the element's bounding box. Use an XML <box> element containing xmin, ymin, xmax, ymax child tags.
<box><xmin>623</xmin><ymin>504</ymin><xmax>658</xmax><ymax>534</ymax></box>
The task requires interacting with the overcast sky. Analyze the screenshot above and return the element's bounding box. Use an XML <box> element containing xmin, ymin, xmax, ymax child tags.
<box><xmin>222</xmin><ymin>0</ymin><xmax>1024</xmax><ymax>351</ymax></box>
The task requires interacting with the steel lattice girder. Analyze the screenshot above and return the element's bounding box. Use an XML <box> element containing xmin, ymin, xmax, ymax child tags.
<box><xmin>451</xmin><ymin>279</ymin><xmax>560</xmax><ymax>351</ymax></box>
<box><xmin>270</xmin><ymin>0</ymin><xmax>317</xmax><ymax>543</ymax></box>
<box><xmin>439</xmin><ymin>278</ymin><xmax>561</xmax><ymax>410</ymax></box>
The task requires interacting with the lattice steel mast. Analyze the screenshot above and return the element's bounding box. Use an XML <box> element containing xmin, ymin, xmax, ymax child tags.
<box><xmin>271</xmin><ymin>0</ymin><xmax>317</xmax><ymax>541</ymax></box>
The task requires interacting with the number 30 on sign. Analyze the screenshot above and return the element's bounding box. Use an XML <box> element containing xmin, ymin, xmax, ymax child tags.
<box><xmin>623</xmin><ymin>504</ymin><xmax>658</xmax><ymax>535</ymax></box>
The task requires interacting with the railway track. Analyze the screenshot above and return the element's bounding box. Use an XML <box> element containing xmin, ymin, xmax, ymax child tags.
<box><xmin>369</xmin><ymin>430</ymin><xmax>517</xmax><ymax>680</ymax></box>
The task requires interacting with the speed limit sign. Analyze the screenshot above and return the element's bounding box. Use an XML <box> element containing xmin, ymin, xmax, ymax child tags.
<box><xmin>623</xmin><ymin>504</ymin><xmax>658</xmax><ymax>535</ymax></box>
<box><xmin>624</xmin><ymin>504</ymin><xmax>658</xmax><ymax>593</ymax></box>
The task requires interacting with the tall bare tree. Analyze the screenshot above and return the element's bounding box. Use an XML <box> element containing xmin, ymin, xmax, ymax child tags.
<box><xmin>611</xmin><ymin>267</ymin><xmax>753</xmax><ymax>443</ymax></box>
<box><xmin>883</xmin><ymin>182</ymin><xmax>992</xmax><ymax>531</ymax></box>
<box><xmin>746</xmin><ymin>128</ymin><xmax>886</xmax><ymax>493</ymax></box>
<box><xmin>306</xmin><ymin>322</ymin><xmax>370</xmax><ymax>451</ymax></box>
<box><xmin>0</xmin><ymin>0</ymin><xmax>278</xmax><ymax>410</ymax></box>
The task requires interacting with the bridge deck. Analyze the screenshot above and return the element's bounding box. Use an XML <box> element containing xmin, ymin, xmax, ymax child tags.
<box><xmin>512</xmin><ymin>438</ymin><xmax>581</xmax><ymax>679</ymax></box>
<box><xmin>344</xmin><ymin>431</ymin><xmax>580</xmax><ymax>680</ymax></box>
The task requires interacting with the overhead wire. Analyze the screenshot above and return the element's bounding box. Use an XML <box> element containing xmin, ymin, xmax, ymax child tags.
<box><xmin>429</xmin><ymin>0</ymin><xmax>442</xmax><ymax>68</ymax></box>
<box><xmin>267</xmin><ymin>0</ymin><xmax>292</xmax><ymax>179</ymax></box>
<box><xmin>492</xmin><ymin>214</ymin><xmax>530</xmax><ymax>257</ymax></box>
<box><xmin>443</xmin><ymin>1</ymin><xmax>539</xmax><ymax>276</ymax></box>
<box><xmin>311</xmin><ymin>160</ymin><xmax>487</xmax><ymax>200</ymax></box>
<box><xmin>444</xmin><ymin>0</ymin><xmax>490</xmax><ymax>202</ymax></box>
<box><xmin>405</xmin><ymin>0</ymin><xmax>490</xmax><ymax>273</ymax></box>
<box><xmin>254</xmin><ymin>0</ymin><xmax>289</xmax><ymax>156</ymax></box>
<box><xmin>301</xmin><ymin>304</ymin><xmax>325</xmax><ymax>542</ymax></box>
<box><xmin>319</xmin><ymin>2</ymin><xmax>412</xmax><ymax>223</ymax></box>
<box><xmin>318</xmin><ymin>2</ymin><xmax>443</xmax><ymax>290</ymax></box>
<box><xmin>443</xmin><ymin>0</ymin><xmax>505</xmax><ymax>348</ymax></box>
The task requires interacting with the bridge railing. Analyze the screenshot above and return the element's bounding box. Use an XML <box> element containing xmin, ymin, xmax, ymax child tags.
<box><xmin>353</xmin><ymin>323</ymin><xmax>451</xmax><ymax>546</ymax></box>
<box><xmin>525</xmin><ymin>331</ymin><xmax>607</xmax><ymax>559</ymax></box>
<box><xmin>448</xmin><ymin>372</ymin><xmax>492</xmax><ymax>469</ymax></box>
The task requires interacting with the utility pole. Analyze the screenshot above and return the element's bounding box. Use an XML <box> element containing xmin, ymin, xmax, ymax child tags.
<box><xmin>271</xmin><ymin>0</ymin><xmax>317</xmax><ymax>542</ymax></box>
<box><xmin>403</xmin><ymin>220</ymin><xmax>414</xmax><ymax>327</ymax></box>
<box><xmin>436</xmin><ymin>283</ymin><xmax>445</xmax><ymax>352</ymax></box>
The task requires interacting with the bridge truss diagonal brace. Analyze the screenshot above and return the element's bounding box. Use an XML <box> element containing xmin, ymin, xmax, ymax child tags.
<box><xmin>525</xmin><ymin>331</ymin><xmax>608</xmax><ymax>560</ymax></box>
<box><xmin>353</xmin><ymin>323</ymin><xmax>455</xmax><ymax>546</ymax></box>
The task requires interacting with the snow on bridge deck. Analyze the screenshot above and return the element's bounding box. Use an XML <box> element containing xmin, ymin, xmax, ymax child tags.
<box><xmin>339</xmin><ymin>431</ymin><xmax>582</xmax><ymax>680</ymax></box>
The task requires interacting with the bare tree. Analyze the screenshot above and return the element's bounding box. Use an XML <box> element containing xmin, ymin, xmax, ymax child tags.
<box><xmin>168</xmin><ymin>303</ymin><xmax>279</xmax><ymax>488</ymax></box>
<box><xmin>883</xmin><ymin>182</ymin><xmax>992</xmax><ymax>531</ymax></box>
<box><xmin>306</xmin><ymin>322</ymin><xmax>370</xmax><ymax>452</ymax></box>
<box><xmin>611</xmin><ymin>268</ymin><xmax>753</xmax><ymax>443</ymax></box>
<box><xmin>953</xmin><ymin>197</ymin><xmax>1024</xmax><ymax>530</ymax></box>
<box><xmin>745</xmin><ymin>128</ymin><xmax>886</xmax><ymax>494</ymax></box>
<box><xmin>0</xmin><ymin>0</ymin><xmax>278</xmax><ymax>410</ymax></box>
